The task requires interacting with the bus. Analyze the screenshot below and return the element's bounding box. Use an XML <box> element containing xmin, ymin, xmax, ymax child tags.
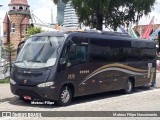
<box><xmin>10</xmin><ymin>31</ymin><xmax>156</xmax><ymax>106</ymax></box>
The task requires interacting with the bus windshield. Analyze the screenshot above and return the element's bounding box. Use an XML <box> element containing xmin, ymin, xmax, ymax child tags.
<box><xmin>15</xmin><ymin>36</ymin><xmax>64</xmax><ymax>68</ymax></box>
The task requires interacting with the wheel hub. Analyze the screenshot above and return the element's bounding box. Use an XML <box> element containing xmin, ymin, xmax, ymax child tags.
<box><xmin>61</xmin><ymin>89</ymin><xmax>70</xmax><ymax>103</ymax></box>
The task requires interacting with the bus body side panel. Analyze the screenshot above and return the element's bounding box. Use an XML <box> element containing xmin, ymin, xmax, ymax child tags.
<box><xmin>55</xmin><ymin>33</ymin><xmax>156</xmax><ymax>98</ymax></box>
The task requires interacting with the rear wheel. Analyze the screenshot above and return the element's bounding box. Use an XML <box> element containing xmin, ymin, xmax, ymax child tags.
<box><xmin>56</xmin><ymin>86</ymin><xmax>72</xmax><ymax>106</ymax></box>
<box><xmin>122</xmin><ymin>80</ymin><xmax>133</xmax><ymax>94</ymax></box>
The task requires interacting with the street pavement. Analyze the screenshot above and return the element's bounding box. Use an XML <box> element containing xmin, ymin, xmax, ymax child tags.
<box><xmin>0</xmin><ymin>73</ymin><xmax>160</xmax><ymax>120</ymax></box>
<box><xmin>156</xmin><ymin>71</ymin><xmax>160</xmax><ymax>87</ymax></box>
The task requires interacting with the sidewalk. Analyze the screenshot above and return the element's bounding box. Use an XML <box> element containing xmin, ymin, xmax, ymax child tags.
<box><xmin>0</xmin><ymin>84</ymin><xmax>17</xmax><ymax>103</ymax></box>
<box><xmin>156</xmin><ymin>72</ymin><xmax>160</xmax><ymax>88</ymax></box>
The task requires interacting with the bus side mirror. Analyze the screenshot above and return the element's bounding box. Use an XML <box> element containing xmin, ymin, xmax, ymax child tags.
<box><xmin>17</xmin><ymin>48</ymin><xmax>20</xmax><ymax>54</ymax></box>
<box><xmin>17</xmin><ymin>41</ymin><xmax>25</xmax><ymax>54</ymax></box>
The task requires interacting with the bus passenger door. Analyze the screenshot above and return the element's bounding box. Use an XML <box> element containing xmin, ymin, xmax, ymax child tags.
<box><xmin>57</xmin><ymin>42</ymin><xmax>90</xmax><ymax>96</ymax></box>
<box><xmin>66</xmin><ymin>44</ymin><xmax>91</xmax><ymax>96</ymax></box>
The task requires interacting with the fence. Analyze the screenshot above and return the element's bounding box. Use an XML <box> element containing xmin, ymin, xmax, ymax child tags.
<box><xmin>0</xmin><ymin>60</ymin><xmax>10</xmax><ymax>80</ymax></box>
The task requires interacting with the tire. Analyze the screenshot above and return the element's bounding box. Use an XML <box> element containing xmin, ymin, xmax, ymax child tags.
<box><xmin>122</xmin><ymin>80</ymin><xmax>133</xmax><ymax>94</ymax></box>
<box><xmin>56</xmin><ymin>86</ymin><xmax>72</xmax><ymax>106</ymax></box>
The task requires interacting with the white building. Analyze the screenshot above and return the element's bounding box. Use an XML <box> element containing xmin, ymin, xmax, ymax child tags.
<box><xmin>63</xmin><ymin>1</ymin><xmax>79</xmax><ymax>28</ymax></box>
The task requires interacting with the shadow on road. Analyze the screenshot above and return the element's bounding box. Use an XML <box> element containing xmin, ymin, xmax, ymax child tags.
<box><xmin>0</xmin><ymin>96</ymin><xmax>18</xmax><ymax>103</ymax></box>
<box><xmin>70</xmin><ymin>86</ymin><xmax>155</xmax><ymax>106</ymax></box>
<box><xmin>7</xmin><ymin>87</ymin><xmax>156</xmax><ymax>109</ymax></box>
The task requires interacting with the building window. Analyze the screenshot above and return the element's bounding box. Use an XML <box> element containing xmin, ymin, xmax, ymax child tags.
<box><xmin>11</xmin><ymin>23</ymin><xmax>15</xmax><ymax>32</ymax></box>
<box><xmin>24</xmin><ymin>26</ymin><xmax>28</xmax><ymax>34</ymax></box>
<box><xmin>3</xmin><ymin>31</ymin><xmax>7</xmax><ymax>37</ymax></box>
<box><xmin>13</xmin><ymin>6</ymin><xmax>16</xmax><ymax>10</ymax></box>
<box><xmin>19</xmin><ymin>6</ymin><xmax>23</xmax><ymax>10</ymax></box>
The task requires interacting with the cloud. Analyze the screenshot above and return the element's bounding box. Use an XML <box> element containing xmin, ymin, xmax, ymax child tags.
<box><xmin>0</xmin><ymin>0</ymin><xmax>57</xmax><ymax>36</ymax></box>
<box><xmin>1</xmin><ymin>0</ymin><xmax>160</xmax><ymax>27</ymax></box>
<box><xmin>29</xmin><ymin>0</ymin><xmax>57</xmax><ymax>24</ymax></box>
<box><xmin>138</xmin><ymin>0</ymin><xmax>160</xmax><ymax>25</ymax></box>
<box><xmin>0</xmin><ymin>0</ymin><xmax>57</xmax><ymax>24</ymax></box>
<box><xmin>32</xmin><ymin>7</ymin><xmax>57</xmax><ymax>24</ymax></box>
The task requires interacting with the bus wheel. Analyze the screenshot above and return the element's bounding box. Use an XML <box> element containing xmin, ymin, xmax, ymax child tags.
<box><xmin>56</xmin><ymin>86</ymin><xmax>72</xmax><ymax>106</ymax></box>
<box><xmin>122</xmin><ymin>80</ymin><xmax>133</xmax><ymax>94</ymax></box>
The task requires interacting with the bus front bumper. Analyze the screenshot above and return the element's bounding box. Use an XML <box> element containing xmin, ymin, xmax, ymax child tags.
<box><xmin>10</xmin><ymin>83</ymin><xmax>59</xmax><ymax>101</ymax></box>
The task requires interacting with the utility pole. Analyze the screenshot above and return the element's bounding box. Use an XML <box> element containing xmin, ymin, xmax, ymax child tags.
<box><xmin>0</xmin><ymin>5</ymin><xmax>3</xmax><ymax>62</ymax></box>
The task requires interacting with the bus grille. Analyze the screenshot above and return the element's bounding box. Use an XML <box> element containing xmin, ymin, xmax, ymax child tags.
<box><xmin>16</xmin><ymin>72</ymin><xmax>42</xmax><ymax>77</ymax></box>
<box><xmin>15</xmin><ymin>89</ymin><xmax>40</xmax><ymax>98</ymax></box>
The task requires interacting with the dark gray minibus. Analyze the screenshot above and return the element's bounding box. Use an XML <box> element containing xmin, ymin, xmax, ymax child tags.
<box><xmin>10</xmin><ymin>31</ymin><xmax>156</xmax><ymax>106</ymax></box>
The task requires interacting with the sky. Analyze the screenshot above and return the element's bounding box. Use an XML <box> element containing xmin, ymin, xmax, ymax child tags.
<box><xmin>1</xmin><ymin>0</ymin><xmax>160</xmax><ymax>31</ymax></box>
<box><xmin>0</xmin><ymin>0</ymin><xmax>57</xmax><ymax>24</ymax></box>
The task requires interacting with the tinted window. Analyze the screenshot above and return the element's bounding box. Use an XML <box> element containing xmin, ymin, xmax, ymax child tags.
<box><xmin>90</xmin><ymin>38</ymin><xmax>132</xmax><ymax>63</ymax></box>
<box><xmin>66</xmin><ymin>36</ymin><xmax>88</xmax><ymax>67</ymax></box>
<box><xmin>131</xmin><ymin>41</ymin><xmax>156</xmax><ymax>61</ymax></box>
<box><xmin>89</xmin><ymin>38</ymin><xmax>110</xmax><ymax>62</ymax></box>
<box><xmin>110</xmin><ymin>40</ymin><xmax>132</xmax><ymax>62</ymax></box>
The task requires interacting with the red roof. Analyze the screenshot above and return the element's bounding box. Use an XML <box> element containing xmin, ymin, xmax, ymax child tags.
<box><xmin>3</xmin><ymin>13</ymin><xmax>9</xmax><ymax>23</ymax></box>
<box><xmin>9</xmin><ymin>0</ymin><xmax>29</xmax><ymax>6</ymax></box>
<box><xmin>21</xmin><ymin>17</ymin><xmax>30</xmax><ymax>25</ymax></box>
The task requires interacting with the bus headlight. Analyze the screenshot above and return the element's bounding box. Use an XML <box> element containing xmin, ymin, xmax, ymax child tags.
<box><xmin>37</xmin><ymin>82</ymin><xmax>54</xmax><ymax>88</ymax></box>
<box><xmin>10</xmin><ymin>78</ymin><xmax>16</xmax><ymax>85</ymax></box>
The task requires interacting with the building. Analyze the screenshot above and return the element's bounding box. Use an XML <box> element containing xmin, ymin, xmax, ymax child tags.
<box><xmin>63</xmin><ymin>1</ymin><xmax>79</xmax><ymax>28</ymax></box>
<box><xmin>3</xmin><ymin>0</ymin><xmax>31</xmax><ymax>48</ymax></box>
<box><xmin>57</xmin><ymin>0</ymin><xmax>65</xmax><ymax>25</ymax></box>
<box><xmin>133</xmin><ymin>24</ymin><xmax>160</xmax><ymax>39</ymax></box>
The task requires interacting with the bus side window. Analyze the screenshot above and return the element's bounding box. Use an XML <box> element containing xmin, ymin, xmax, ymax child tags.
<box><xmin>60</xmin><ymin>45</ymin><xmax>68</xmax><ymax>65</ymax></box>
<box><xmin>67</xmin><ymin>45</ymin><xmax>87</xmax><ymax>67</ymax></box>
<box><xmin>58</xmin><ymin>45</ymin><xmax>68</xmax><ymax>72</ymax></box>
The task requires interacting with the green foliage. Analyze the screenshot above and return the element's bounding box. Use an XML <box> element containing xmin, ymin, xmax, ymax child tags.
<box><xmin>4</xmin><ymin>42</ymin><xmax>16</xmax><ymax>73</ymax></box>
<box><xmin>53</xmin><ymin>0</ymin><xmax>156</xmax><ymax>30</ymax></box>
<box><xmin>0</xmin><ymin>77</ymin><xmax>10</xmax><ymax>84</ymax></box>
<box><xmin>4</xmin><ymin>42</ymin><xmax>16</xmax><ymax>58</ymax></box>
<box><xmin>25</xmin><ymin>27</ymin><xmax>44</xmax><ymax>38</ymax></box>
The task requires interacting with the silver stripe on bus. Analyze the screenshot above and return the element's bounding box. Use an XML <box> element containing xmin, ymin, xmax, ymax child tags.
<box><xmin>79</xmin><ymin>67</ymin><xmax>147</xmax><ymax>85</ymax></box>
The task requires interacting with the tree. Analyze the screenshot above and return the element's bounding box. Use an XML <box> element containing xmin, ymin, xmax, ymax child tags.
<box><xmin>4</xmin><ymin>42</ymin><xmax>16</xmax><ymax>73</ymax></box>
<box><xmin>25</xmin><ymin>27</ymin><xmax>44</xmax><ymax>38</ymax></box>
<box><xmin>53</xmin><ymin>0</ymin><xmax>156</xmax><ymax>30</ymax></box>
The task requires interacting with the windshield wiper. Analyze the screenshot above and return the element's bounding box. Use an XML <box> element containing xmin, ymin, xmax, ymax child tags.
<box><xmin>28</xmin><ymin>60</ymin><xmax>44</xmax><ymax>63</ymax></box>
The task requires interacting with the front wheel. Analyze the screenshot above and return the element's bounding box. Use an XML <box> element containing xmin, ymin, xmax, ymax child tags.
<box><xmin>122</xmin><ymin>80</ymin><xmax>133</xmax><ymax>94</ymax></box>
<box><xmin>56</xmin><ymin>86</ymin><xmax>72</xmax><ymax>106</ymax></box>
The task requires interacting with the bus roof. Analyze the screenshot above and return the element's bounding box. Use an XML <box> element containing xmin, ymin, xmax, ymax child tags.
<box><xmin>31</xmin><ymin>31</ymin><xmax>155</xmax><ymax>43</ymax></box>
